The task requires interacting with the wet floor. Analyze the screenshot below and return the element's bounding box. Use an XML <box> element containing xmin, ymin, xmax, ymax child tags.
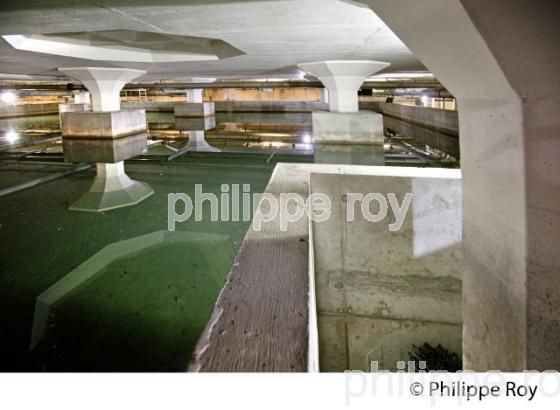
<box><xmin>0</xmin><ymin>110</ymin><xmax>459</xmax><ymax>371</ymax></box>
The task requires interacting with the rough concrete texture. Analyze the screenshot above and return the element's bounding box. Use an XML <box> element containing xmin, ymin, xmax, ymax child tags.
<box><xmin>310</xmin><ymin>169</ymin><xmax>462</xmax><ymax>371</ymax></box>
<box><xmin>190</xmin><ymin>163</ymin><xmax>462</xmax><ymax>373</ymax></box>
<box><xmin>62</xmin><ymin>133</ymin><xmax>148</xmax><ymax>164</ymax></box>
<box><xmin>59</xmin><ymin>102</ymin><xmax>91</xmax><ymax>128</ymax></box>
<box><xmin>189</xmin><ymin>163</ymin><xmax>311</xmax><ymax>372</ymax></box>
<box><xmin>174</xmin><ymin>102</ymin><xmax>215</xmax><ymax>117</ymax></box>
<box><xmin>0</xmin><ymin>1</ymin><xmax>421</xmax><ymax>78</ymax></box>
<box><xmin>61</xmin><ymin>109</ymin><xmax>147</xmax><ymax>138</ymax></box>
<box><xmin>312</xmin><ymin>111</ymin><xmax>384</xmax><ymax>145</ymax></box>
<box><xmin>357</xmin><ymin>0</ymin><xmax>560</xmax><ymax>371</ymax></box>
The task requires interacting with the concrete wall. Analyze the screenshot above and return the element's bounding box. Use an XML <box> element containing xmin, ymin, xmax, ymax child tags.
<box><xmin>0</xmin><ymin>103</ymin><xmax>59</xmax><ymax>118</ymax></box>
<box><xmin>215</xmin><ymin>101</ymin><xmax>329</xmax><ymax>113</ymax></box>
<box><xmin>310</xmin><ymin>168</ymin><xmax>462</xmax><ymax>371</ymax></box>
<box><xmin>190</xmin><ymin>164</ymin><xmax>463</xmax><ymax>372</ymax></box>
<box><xmin>383</xmin><ymin>116</ymin><xmax>460</xmax><ymax>159</ymax></box>
<box><xmin>122</xmin><ymin>101</ymin><xmax>175</xmax><ymax>112</ymax></box>
<box><xmin>367</xmin><ymin>101</ymin><xmax>459</xmax><ymax>136</ymax></box>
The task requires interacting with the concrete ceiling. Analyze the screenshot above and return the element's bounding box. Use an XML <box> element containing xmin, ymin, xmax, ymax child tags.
<box><xmin>0</xmin><ymin>0</ymin><xmax>425</xmax><ymax>81</ymax></box>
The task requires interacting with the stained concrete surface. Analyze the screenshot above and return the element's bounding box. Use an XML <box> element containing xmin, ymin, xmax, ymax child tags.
<box><xmin>310</xmin><ymin>168</ymin><xmax>462</xmax><ymax>371</ymax></box>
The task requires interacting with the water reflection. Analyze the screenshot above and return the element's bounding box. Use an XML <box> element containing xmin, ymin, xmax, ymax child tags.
<box><xmin>314</xmin><ymin>144</ymin><xmax>385</xmax><ymax>166</ymax></box>
<box><xmin>0</xmin><ymin>111</ymin><xmax>459</xmax><ymax>168</ymax></box>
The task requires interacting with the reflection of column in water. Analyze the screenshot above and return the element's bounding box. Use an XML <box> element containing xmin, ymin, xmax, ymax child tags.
<box><xmin>185</xmin><ymin>130</ymin><xmax>220</xmax><ymax>152</ymax></box>
<box><xmin>314</xmin><ymin>145</ymin><xmax>384</xmax><ymax>166</ymax></box>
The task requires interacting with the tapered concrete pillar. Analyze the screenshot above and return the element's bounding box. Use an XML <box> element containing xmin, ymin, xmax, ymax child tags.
<box><xmin>69</xmin><ymin>162</ymin><xmax>153</xmax><ymax>212</ymax></box>
<box><xmin>58</xmin><ymin>67</ymin><xmax>153</xmax><ymax>212</ymax></box>
<box><xmin>185</xmin><ymin>131</ymin><xmax>220</xmax><ymax>152</ymax></box>
<box><xmin>299</xmin><ymin>60</ymin><xmax>389</xmax><ymax>112</ymax></box>
<box><xmin>58</xmin><ymin>67</ymin><xmax>145</xmax><ymax>112</ymax></box>
<box><xmin>177</xmin><ymin>78</ymin><xmax>216</xmax><ymax>117</ymax></box>
<box><xmin>298</xmin><ymin>60</ymin><xmax>388</xmax><ymax>145</ymax></box>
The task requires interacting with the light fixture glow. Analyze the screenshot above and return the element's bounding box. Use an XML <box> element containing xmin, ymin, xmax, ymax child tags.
<box><xmin>421</xmin><ymin>95</ymin><xmax>429</xmax><ymax>105</ymax></box>
<box><xmin>4</xmin><ymin>130</ymin><xmax>19</xmax><ymax>143</ymax></box>
<box><xmin>1</xmin><ymin>91</ymin><xmax>16</xmax><ymax>105</ymax></box>
<box><xmin>302</xmin><ymin>133</ymin><xmax>312</xmax><ymax>144</ymax></box>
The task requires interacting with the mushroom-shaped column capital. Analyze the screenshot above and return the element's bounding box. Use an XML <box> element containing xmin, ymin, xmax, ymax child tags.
<box><xmin>298</xmin><ymin>60</ymin><xmax>389</xmax><ymax>112</ymax></box>
<box><xmin>58</xmin><ymin>67</ymin><xmax>146</xmax><ymax>112</ymax></box>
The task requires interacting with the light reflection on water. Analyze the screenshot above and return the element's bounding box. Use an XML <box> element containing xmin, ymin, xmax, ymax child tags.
<box><xmin>0</xmin><ymin>109</ymin><xmax>459</xmax><ymax>371</ymax></box>
<box><xmin>0</xmin><ymin>111</ymin><xmax>459</xmax><ymax>167</ymax></box>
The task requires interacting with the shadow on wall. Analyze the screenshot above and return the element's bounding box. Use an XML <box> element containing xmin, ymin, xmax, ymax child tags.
<box><xmin>310</xmin><ymin>171</ymin><xmax>463</xmax><ymax>371</ymax></box>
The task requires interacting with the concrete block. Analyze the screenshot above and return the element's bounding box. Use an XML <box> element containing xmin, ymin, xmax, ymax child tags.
<box><xmin>312</xmin><ymin>111</ymin><xmax>384</xmax><ymax>145</ymax></box>
<box><xmin>63</xmin><ymin>132</ymin><xmax>147</xmax><ymax>163</ymax></box>
<box><xmin>313</xmin><ymin>145</ymin><xmax>384</xmax><ymax>165</ymax></box>
<box><xmin>61</xmin><ymin>109</ymin><xmax>147</xmax><ymax>138</ymax></box>
<box><xmin>174</xmin><ymin>102</ymin><xmax>215</xmax><ymax>117</ymax></box>
<box><xmin>58</xmin><ymin>103</ymin><xmax>91</xmax><ymax>114</ymax></box>
<box><xmin>175</xmin><ymin>116</ymin><xmax>216</xmax><ymax>131</ymax></box>
<box><xmin>59</xmin><ymin>103</ymin><xmax>91</xmax><ymax>128</ymax></box>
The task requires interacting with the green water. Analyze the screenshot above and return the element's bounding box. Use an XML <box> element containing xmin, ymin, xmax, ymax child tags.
<box><xmin>51</xmin><ymin>242</ymin><xmax>232</xmax><ymax>371</ymax></box>
<box><xmin>0</xmin><ymin>159</ymin><xmax>273</xmax><ymax>371</ymax></box>
<box><xmin>0</xmin><ymin>111</ymin><xmax>458</xmax><ymax>371</ymax></box>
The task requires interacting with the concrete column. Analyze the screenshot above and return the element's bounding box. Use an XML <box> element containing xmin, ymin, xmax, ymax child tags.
<box><xmin>68</xmin><ymin>161</ymin><xmax>153</xmax><ymax>212</ymax></box>
<box><xmin>73</xmin><ymin>91</ymin><xmax>90</xmax><ymax>104</ymax></box>
<box><xmin>298</xmin><ymin>60</ymin><xmax>389</xmax><ymax>112</ymax></box>
<box><xmin>320</xmin><ymin>87</ymin><xmax>329</xmax><ymax>105</ymax></box>
<box><xmin>186</xmin><ymin>89</ymin><xmax>203</xmax><ymax>103</ymax></box>
<box><xmin>298</xmin><ymin>60</ymin><xmax>388</xmax><ymax>146</ymax></box>
<box><xmin>57</xmin><ymin>67</ymin><xmax>152</xmax><ymax>212</ymax></box>
<box><xmin>357</xmin><ymin>0</ymin><xmax>560</xmax><ymax>371</ymax></box>
<box><xmin>185</xmin><ymin>131</ymin><xmax>220</xmax><ymax>152</ymax></box>
<box><xmin>58</xmin><ymin>67</ymin><xmax>145</xmax><ymax>111</ymax></box>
